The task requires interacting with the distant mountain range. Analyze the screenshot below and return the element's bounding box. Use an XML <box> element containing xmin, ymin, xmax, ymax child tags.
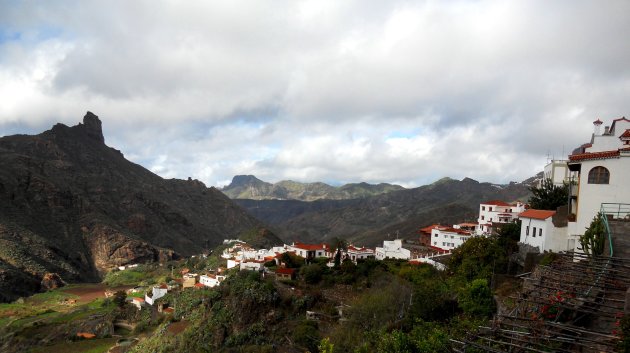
<box><xmin>221</xmin><ymin>175</ymin><xmax>405</xmax><ymax>201</ymax></box>
<box><xmin>235</xmin><ymin>177</ymin><xmax>534</xmax><ymax>246</ymax></box>
<box><xmin>0</xmin><ymin>113</ymin><xmax>278</xmax><ymax>302</ymax></box>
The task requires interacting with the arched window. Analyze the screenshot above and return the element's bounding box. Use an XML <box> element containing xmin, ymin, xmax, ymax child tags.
<box><xmin>588</xmin><ymin>166</ymin><xmax>610</xmax><ymax>184</ymax></box>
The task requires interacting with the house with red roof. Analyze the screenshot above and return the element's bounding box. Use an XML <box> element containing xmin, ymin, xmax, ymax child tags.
<box><xmin>476</xmin><ymin>200</ymin><xmax>526</xmax><ymax>235</ymax></box>
<box><xmin>418</xmin><ymin>224</ymin><xmax>441</xmax><ymax>247</ymax></box>
<box><xmin>428</xmin><ymin>225</ymin><xmax>474</xmax><ymax>251</ymax></box>
<box><xmin>519</xmin><ymin>209</ymin><xmax>569</xmax><ymax>253</ymax></box>
<box><xmin>275</xmin><ymin>267</ymin><xmax>296</xmax><ymax>281</ymax></box>
<box><xmin>567</xmin><ymin>117</ymin><xmax>630</xmax><ymax>252</ymax></box>
<box><xmin>345</xmin><ymin>245</ymin><xmax>375</xmax><ymax>262</ymax></box>
<box><xmin>131</xmin><ymin>296</ymin><xmax>145</xmax><ymax>310</ymax></box>
<box><xmin>287</xmin><ymin>242</ymin><xmax>331</xmax><ymax>260</ymax></box>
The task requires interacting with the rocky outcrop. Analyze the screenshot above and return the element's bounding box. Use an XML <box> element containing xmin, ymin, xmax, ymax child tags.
<box><xmin>84</xmin><ymin>224</ymin><xmax>176</xmax><ymax>273</ymax></box>
<box><xmin>0</xmin><ymin>112</ymin><xmax>262</xmax><ymax>301</ymax></box>
<box><xmin>40</xmin><ymin>273</ymin><xmax>66</xmax><ymax>290</ymax></box>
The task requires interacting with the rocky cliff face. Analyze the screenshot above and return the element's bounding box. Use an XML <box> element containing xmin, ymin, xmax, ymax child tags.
<box><xmin>0</xmin><ymin>112</ymin><xmax>263</xmax><ymax>301</ymax></box>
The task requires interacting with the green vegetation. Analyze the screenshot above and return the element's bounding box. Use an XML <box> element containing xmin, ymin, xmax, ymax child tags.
<box><xmin>528</xmin><ymin>178</ymin><xmax>568</xmax><ymax>210</ymax></box>
<box><xmin>580</xmin><ymin>212</ymin><xmax>607</xmax><ymax>256</ymax></box>
<box><xmin>1</xmin><ymin>229</ymin><xmax>529</xmax><ymax>353</ymax></box>
<box><xmin>103</xmin><ymin>268</ymin><xmax>148</xmax><ymax>286</ymax></box>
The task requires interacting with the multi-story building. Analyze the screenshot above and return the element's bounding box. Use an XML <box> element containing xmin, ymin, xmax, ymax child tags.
<box><xmin>476</xmin><ymin>200</ymin><xmax>526</xmax><ymax>234</ymax></box>
<box><xmin>429</xmin><ymin>225</ymin><xmax>473</xmax><ymax>251</ymax></box>
<box><xmin>567</xmin><ymin>117</ymin><xmax>630</xmax><ymax>251</ymax></box>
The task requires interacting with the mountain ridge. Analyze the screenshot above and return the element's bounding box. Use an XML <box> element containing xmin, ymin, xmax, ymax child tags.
<box><xmin>235</xmin><ymin>176</ymin><xmax>533</xmax><ymax>246</ymax></box>
<box><xmin>222</xmin><ymin>174</ymin><xmax>405</xmax><ymax>201</ymax></box>
<box><xmin>0</xmin><ymin>112</ymin><xmax>274</xmax><ymax>301</ymax></box>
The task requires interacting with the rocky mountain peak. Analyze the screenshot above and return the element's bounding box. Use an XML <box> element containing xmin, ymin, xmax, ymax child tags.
<box><xmin>230</xmin><ymin>175</ymin><xmax>266</xmax><ymax>187</ymax></box>
<box><xmin>81</xmin><ymin>111</ymin><xmax>104</xmax><ymax>143</ymax></box>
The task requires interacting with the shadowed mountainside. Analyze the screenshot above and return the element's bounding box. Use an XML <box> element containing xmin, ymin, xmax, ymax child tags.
<box><xmin>222</xmin><ymin>175</ymin><xmax>405</xmax><ymax>201</ymax></box>
<box><xmin>236</xmin><ymin>177</ymin><xmax>532</xmax><ymax>246</ymax></box>
<box><xmin>0</xmin><ymin>112</ymin><xmax>275</xmax><ymax>302</ymax></box>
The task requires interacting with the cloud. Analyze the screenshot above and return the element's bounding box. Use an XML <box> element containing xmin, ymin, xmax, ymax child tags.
<box><xmin>1</xmin><ymin>0</ymin><xmax>630</xmax><ymax>187</ymax></box>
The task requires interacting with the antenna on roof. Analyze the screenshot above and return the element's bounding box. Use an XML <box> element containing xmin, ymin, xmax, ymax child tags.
<box><xmin>546</xmin><ymin>151</ymin><xmax>551</xmax><ymax>163</ymax></box>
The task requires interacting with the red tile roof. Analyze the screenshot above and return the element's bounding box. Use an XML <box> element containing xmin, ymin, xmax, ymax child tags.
<box><xmin>519</xmin><ymin>209</ymin><xmax>556</xmax><ymax>220</ymax></box>
<box><xmin>194</xmin><ymin>282</ymin><xmax>204</xmax><ymax>288</ymax></box>
<box><xmin>348</xmin><ymin>245</ymin><xmax>374</xmax><ymax>252</ymax></box>
<box><xmin>482</xmin><ymin>200</ymin><xmax>510</xmax><ymax>206</ymax></box>
<box><xmin>275</xmin><ymin>267</ymin><xmax>296</xmax><ymax>275</ymax></box>
<box><xmin>292</xmin><ymin>242</ymin><xmax>328</xmax><ymax>251</ymax></box>
<box><xmin>419</xmin><ymin>224</ymin><xmax>441</xmax><ymax>233</ymax></box>
<box><xmin>620</xmin><ymin>129</ymin><xmax>630</xmax><ymax>139</ymax></box>
<box><xmin>456</xmin><ymin>222</ymin><xmax>478</xmax><ymax>227</ymax></box>
<box><xmin>569</xmin><ymin>150</ymin><xmax>620</xmax><ymax>161</ymax></box>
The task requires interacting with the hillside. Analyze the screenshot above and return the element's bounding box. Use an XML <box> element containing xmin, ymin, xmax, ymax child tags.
<box><xmin>222</xmin><ymin>175</ymin><xmax>404</xmax><ymax>201</ymax></box>
<box><xmin>0</xmin><ymin>112</ymin><xmax>274</xmax><ymax>302</ymax></box>
<box><xmin>236</xmin><ymin>177</ymin><xmax>532</xmax><ymax>246</ymax></box>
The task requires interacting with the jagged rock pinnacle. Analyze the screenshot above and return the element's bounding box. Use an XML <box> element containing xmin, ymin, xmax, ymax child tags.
<box><xmin>83</xmin><ymin>111</ymin><xmax>104</xmax><ymax>143</ymax></box>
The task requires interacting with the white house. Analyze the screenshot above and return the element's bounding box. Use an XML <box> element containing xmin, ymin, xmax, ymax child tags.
<box><xmin>345</xmin><ymin>245</ymin><xmax>375</xmax><ymax>262</ymax></box>
<box><xmin>375</xmin><ymin>239</ymin><xmax>411</xmax><ymax>260</ymax></box>
<box><xmin>240</xmin><ymin>260</ymin><xmax>265</xmax><ymax>271</ymax></box>
<box><xmin>430</xmin><ymin>226</ymin><xmax>473</xmax><ymax>251</ymax></box>
<box><xmin>145</xmin><ymin>284</ymin><xmax>168</xmax><ymax>305</ymax></box>
<box><xmin>476</xmin><ymin>200</ymin><xmax>526</xmax><ymax>235</ymax></box>
<box><xmin>199</xmin><ymin>274</ymin><xmax>226</xmax><ymax>288</ymax></box>
<box><xmin>567</xmin><ymin>117</ymin><xmax>630</xmax><ymax>252</ymax></box>
<box><xmin>287</xmin><ymin>242</ymin><xmax>331</xmax><ymax>260</ymax></box>
<box><xmin>519</xmin><ymin>209</ymin><xmax>570</xmax><ymax>253</ymax></box>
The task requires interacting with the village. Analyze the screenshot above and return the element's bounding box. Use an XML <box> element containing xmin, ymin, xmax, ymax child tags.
<box><xmin>121</xmin><ymin>117</ymin><xmax>630</xmax><ymax>318</ymax></box>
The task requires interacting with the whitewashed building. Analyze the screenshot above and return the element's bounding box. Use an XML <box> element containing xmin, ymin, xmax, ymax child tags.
<box><xmin>199</xmin><ymin>274</ymin><xmax>226</xmax><ymax>288</ymax></box>
<box><xmin>375</xmin><ymin>240</ymin><xmax>411</xmax><ymax>260</ymax></box>
<box><xmin>345</xmin><ymin>246</ymin><xmax>375</xmax><ymax>262</ymax></box>
<box><xmin>567</xmin><ymin>117</ymin><xmax>630</xmax><ymax>252</ymax></box>
<box><xmin>541</xmin><ymin>159</ymin><xmax>574</xmax><ymax>187</ymax></box>
<box><xmin>519</xmin><ymin>209</ymin><xmax>570</xmax><ymax>253</ymax></box>
<box><xmin>476</xmin><ymin>200</ymin><xmax>526</xmax><ymax>235</ymax></box>
<box><xmin>287</xmin><ymin>242</ymin><xmax>331</xmax><ymax>260</ymax></box>
<box><xmin>430</xmin><ymin>226</ymin><xmax>473</xmax><ymax>251</ymax></box>
<box><xmin>145</xmin><ymin>284</ymin><xmax>168</xmax><ymax>305</ymax></box>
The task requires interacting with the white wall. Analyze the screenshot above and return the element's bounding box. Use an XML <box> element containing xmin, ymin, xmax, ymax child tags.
<box><xmin>520</xmin><ymin>217</ymin><xmax>570</xmax><ymax>253</ymax></box>
<box><xmin>572</xmin><ymin>156</ymin><xmax>630</xmax><ymax>247</ymax></box>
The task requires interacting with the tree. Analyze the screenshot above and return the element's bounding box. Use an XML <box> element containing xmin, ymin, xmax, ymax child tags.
<box><xmin>113</xmin><ymin>290</ymin><xmax>127</xmax><ymax>308</ymax></box>
<box><xmin>458</xmin><ymin>279</ymin><xmax>495</xmax><ymax>318</ymax></box>
<box><xmin>579</xmin><ymin>213</ymin><xmax>606</xmax><ymax>256</ymax></box>
<box><xmin>528</xmin><ymin>178</ymin><xmax>568</xmax><ymax>210</ymax></box>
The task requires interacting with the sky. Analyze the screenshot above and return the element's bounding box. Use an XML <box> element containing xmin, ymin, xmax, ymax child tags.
<box><xmin>1</xmin><ymin>1</ymin><xmax>629</xmax><ymax>188</ymax></box>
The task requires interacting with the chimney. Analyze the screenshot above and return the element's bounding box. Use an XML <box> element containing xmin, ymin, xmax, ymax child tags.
<box><xmin>604</xmin><ymin>126</ymin><xmax>610</xmax><ymax>135</ymax></box>
<box><xmin>593</xmin><ymin>118</ymin><xmax>603</xmax><ymax>135</ymax></box>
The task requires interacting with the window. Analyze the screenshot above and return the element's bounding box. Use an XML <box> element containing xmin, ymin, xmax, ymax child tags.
<box><xmin>434</xmin><ymin>234</ymin><xmax>438</xmax><ymax>237</ymax></box>
<box><xmin>532</xmin><ymin>227</ymin><xmax>537</xmax><ymax>237</ymax></box>
<box><xmin>489</xmin><ymin>207</ymin><xmax>493</xmax><ymax>211</ymax></box>
<box><xmin>481</xmin><ymin>216</ymin><xmax>485</xmax><ymax>220</ymax></box>
<box><xmin>539</xmin><ymin>228</ymin><xmax>543</xmax><ymax>237</ymax></box>
<box><xmin>588</xmin><ymin>166</ymin><xmax>610</xmax><ymax>184</ymax></box>
<box><xmin>482</xmin><ymin>206</ymin><xmax>485</xmax><ymax>211</ymax></box>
